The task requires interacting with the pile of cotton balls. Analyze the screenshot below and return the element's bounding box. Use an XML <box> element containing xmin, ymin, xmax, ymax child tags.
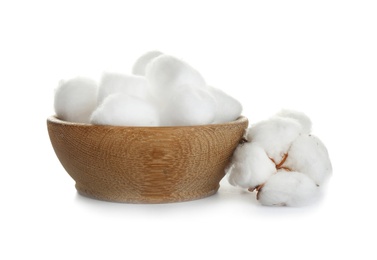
<box><xmin>227</xmin><ymin>110</ymin><xmax>332</xmax><ymax>206</ymax></box>
<box><xmin>54</xmin><ymin>51</ymin><xmax>242</xmax><ymax>126</ymax></box>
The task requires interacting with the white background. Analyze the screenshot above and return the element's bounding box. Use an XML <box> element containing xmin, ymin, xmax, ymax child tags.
<box><xmin>1</xmin><ymin>0</ymin><xmax>376</xmax><ymax>259</ymax></box>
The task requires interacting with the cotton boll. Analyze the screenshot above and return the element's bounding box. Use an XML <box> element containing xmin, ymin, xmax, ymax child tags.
<box><xmin>98</xmin><ymin>73</ymin><xmax>150</xmax><ymax>105</ymax></box>
<box><xmin>160</xmin><ymin>85</ymin><xmax>216</xmax><ymax>126</ymax></box>
<box><xmin>54</xmin><ymin>77</ymin><xmax>97</xmax><ymax>123</ymax></box>
<box><xmin>246</xmin><ymin>117</ymin><xmax>302</xmax><ymax>164</ymax></box>
<box><xmin>275</xmin><ymin>109</ymin><xmax>312</xmax><ymax>134</ymax></box>
<box><xmin>146</xmin><ymin>54</ymin><xmax>206</xmax><ymax>96</ymax></box>
<box><xmin>208</xmin><ymin>86</ymin><xmax>243</xmax><ymax>124</ymax></box>
<box><xmin>258</xmin><ymin>171</ymin><xmax>319</xmax><ymax>207</ymax></box>
<box><xmin>228</xmin><ymin>143</ymin><xmax>276</xmax><ymax>189</ymax></box>
<box><xmin>90</xmin><ymin>93</ymin><xmax>159</xmax><ymax>126</ymax></box>
<box><xmin>132</xmin><ymin>50</ymin><xmax>163</xmax><ymax>76</ymax></box>
<box><xmin>282</xmin><ymin>134</ymin><xmax>332</xmax><ymax>186</ymax></box>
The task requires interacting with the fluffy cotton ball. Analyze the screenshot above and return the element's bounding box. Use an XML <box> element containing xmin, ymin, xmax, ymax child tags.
<box><xmin>132</xmin><ymin>50</ymin><xmax>163</xmax><ymax>76</ymax></box>
<box><xmin>258</xmin><ymin>170</ymin><xmax>319</xmax><ymax>207</ymax></box>
<box><xmin>146</xmin><ymin>54</ymin><xmax>206</xmax><ymax>96</ymax></box>
<box><xmin>208</xmin><ymin>86</ymin><xmax>243</xmax><ymax>124</ymax></box>
<box><xmin>160</xmin><ymin>85</ymin><xmax>216</xmax><ymax>126</ymax></box>
<box><xmin>275</xmin><ymin>109</ymin><xmax>312</xmax><ymax>134</ymax></box>
<box><xmin>98</xmin><ymin>73</ymin><xmax>150</xmax><ymax>105</ymax></box>
<box><xmin>54</xmin><ymin>77</ymin><xmax>97</xmax><ymax>123</ymax></box>
<box><xmin>227</xmin><ymin>109</ymin><xmax>331</xmax><ymax>206</ymax></box>
<box><xmin>282</xmin><ymin>134</ymin><xmax>332</xmax><ymax>186</ymax></box>
<box><xmin>90</xmin><ymin>93</ymin><xmax>159</xmax><ymax>126</ymax></box>
<box><xmin>228</xmin><ymin>142</ymin><xmax>276</xmax><ymax>190</ymax></box>
<box><xmin>246</xmin><ymin>117</ymin><xmax>302</xmax><ymax>164</ymax></box>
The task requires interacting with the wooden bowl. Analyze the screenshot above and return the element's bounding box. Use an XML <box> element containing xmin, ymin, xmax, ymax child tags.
<box><xmin>47</xmin><ymin>116</ymin><xmax>248</xmax><ymax>203</ymax></box>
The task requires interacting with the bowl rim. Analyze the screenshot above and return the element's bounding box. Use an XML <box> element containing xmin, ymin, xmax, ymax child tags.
<box><xmin>47</xmin><ymin>115</ymin><xmax>248</xmax><ymax>129</ymax></box>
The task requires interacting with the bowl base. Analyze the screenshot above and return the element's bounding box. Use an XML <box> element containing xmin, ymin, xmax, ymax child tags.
<box><xmin>75</xmin><ymin>182</ymin><xmax>220</xmax><ymax>204</ymax></box>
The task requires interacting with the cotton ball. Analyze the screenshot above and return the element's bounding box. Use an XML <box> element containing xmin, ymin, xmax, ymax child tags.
<box><xmin>146</xmin><ymin>54</ymin><xmax>206</xmax><ymax>96</ymax></box>
<box><xmin>54</xmin><ymin>77</ymin><xmax>97</xmax><ymax>123</ymax></box>
<box><xmin>246</xmin><ymin>117</ymin><xmax>302</xmax><ymax>164</ymax></box>
<box><xmin>98</xmin><ymin>73</ymin><xmax>150</xmax><ymax>105</ymax></box>
<box><xmin>132</xmin><ymin>50</ymin><xmax>163</xmax><ymax>76</ymax></box>
<box><xmin>282</xmin><ymin>134</ymin><xmax>332</xmax><ymax>186</ymax></box>
<box><xmin>160</xmin><ymin>85</ymin><xmax>216</xmax><ymax>126</ymax></box>
<box><xmin>275</xmin><ymin>109</ymin><xmax>312</xmax><ymax>134</ymax></box>
<box><xmin>90</xmin><ymin>93</ymin><xmax>159</xmax><ymax>126</ymax></box>
<box><xmin>208</xmin><ymin>86</ymin><xmax>243</xmax><ymax>124</ymax></box>
<box><xmin>228</xmin><ymin>142</ymin><xmax>276</xmax><ymax>190</ymax></box>
<box><xmin>257</xmin><ymin>171</ymin><xmax>319</xmax><ymax>207</ymax></box>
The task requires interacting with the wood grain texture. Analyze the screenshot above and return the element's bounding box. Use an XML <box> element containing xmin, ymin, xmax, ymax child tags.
<box><xmin>47</xmin><ymin>116</ymin><xmax>249</xmax><ymax>203</ymax></box>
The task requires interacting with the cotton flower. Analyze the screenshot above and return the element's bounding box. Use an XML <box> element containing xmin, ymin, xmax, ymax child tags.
<box><xmin>275</xmin><ymin>109</ymin><xmax>312</xmax><ymax>134</ymax></box>
<box><xmin>257</xmin><ymin>170</ymin><xmax>319</xmax><ymax>207</ymax></box>
<box><xmin>246</xmin><ymin>116</ymin><xmax>303</xmax><ymax>164</ymax></box>
<box><xmin>54</xmin><ymin>77</ymin><xmax>98</xmax><ymax>123</ymax></box>
<box><xmin>90</xmin><ymin>93</ymin><xmax>159</xmax><ymax>126</ymax></box>
<box><xmin>132</xmin><ymin>50</ymin><xmax>163</xmax><ymax>76</ymax></box>
<box><xmin>281</xmin><ymin>134</ymin><xmax>332</xmax><ymax>186</ymax></box>
<box><xmin>228</xmin><ymin>142</ymin><xmax>276</xmax><ymax>190</ymax></box>
<box><xmin>227</xmin><ymin>110</ymin><xmax>332</xmax><ymax>207</ymax></box>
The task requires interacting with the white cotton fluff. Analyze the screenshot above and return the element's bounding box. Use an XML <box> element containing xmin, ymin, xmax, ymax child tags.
<box><xmin>282</xmin><ymin>134</ymin><xmax>332</xmax><ymax>186</ymax></box>
<box><xmin>208</xmin><ymin>86</ymin><xmax>243</xmax><ymax>124</ymax></box>
<box><xmin>258</xmin><ymin>170</ymin><xmax>319</xmax><ymax>207</ymax></box>
<box><xmin>132</xmin><ymin>50</ymin><xmax>163</xmax><ymax>76</ymax></box>
<box><xmin>90</xmin><ymin>93</ymin><xmax>159</xmax><ymax>126</ymax></box>
<box><xmin>275</xmin><ymin>109</ymin><xmax>312</xmax><ymax>134</ymax></box>
<box><xmin>160</xmin><ymin>85</ymin><xmax>216</xmax><ymax>126</ymax></box>
<box><xmin>228</xmin><ymin>142</ymin><xmax>276</xmax><ymax>190</ymax></box>
<box><xmin>97</xmin><ymin>73</ymin><xmax>150</xmax><ymax>105</ymax></box>
<box><xmin>246</xmin><ymin>117</ymin><xmax>302</xmax><ymax>164</ymax></box>
<box><xmin>145</xmin><ymin>54</ymin><xmax>206</xmax><ymax>97</ymax></box>
<box><xmin>54</xmin><ymin>77</ymin><xmax>98</xmax><ymax>123</ymax></box>
<box><xmin>227</xmin><ymin>109</ymin><xmax>331</xmax><ymax>206</ymax></box>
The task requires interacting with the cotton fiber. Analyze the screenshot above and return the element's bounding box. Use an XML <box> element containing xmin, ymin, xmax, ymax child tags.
<box><xmin>53</xmin><ymin>51</ymin><xmax>243</xmax><ymax>127</ymax></box>
<box><xmin>246</xmin><ymin>117</ymin><xmax>302</xmax><ymax>164</ymax></box>
<box><xmin>275</xmin><ymin>109</ymin><xmax>312</xmax><ymax>134</ymax></box>
<box><xmin>228</xmin><ymin>142</ymin><xmax>276</xmax><ymax>190</ymax></box>
<box><xmin>90</xmin><ymin>93</ymin><xmax>159</xmax><ymax>126</ymax></box>
<box><xmin>54</xmin><ymin>77</ymin><xmax>98</xmax><ymax>123</ymax></box>
<box><xmin>98</xmin><ymin>73</ymin><xmax>150</xmax><ymax>105</ymax></box>
<box><xmin>282</xmin><ymin>134</ymin><xmax>332</xmax><ymax>186</ymax></box>
<box><xmin>257</xmin><ymin>171</ymin><xmax>319</xmax><ymax>207</ymax></box>
<box><xmin>132</xmin><ymin>51</ymin><xmax>163</xmax><ymax>76</ymax></box>
<box><xmin>159</xmin><ymin>85</ymin><xmax>217</xmax><ymax>126</ymax></box>
<box><xmin>145</xmin><ymin>54</ymin><xmax>206</xmax><ymax>97</ymax></box>
<box><xmin>227</xmin><ymin>110</ymin><xmax>332</xmax><ymax>207</ymax></box>
<box><xmin>209</xmin><ymin>86</ymin><xmax>243</xmax><ymax>124</ymax></box>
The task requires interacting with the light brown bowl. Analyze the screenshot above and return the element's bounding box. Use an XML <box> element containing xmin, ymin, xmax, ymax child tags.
<box><xmin>47</xmin><ymin>116</ymin><xmax>248</xmax><ymax>203</ymax></box>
